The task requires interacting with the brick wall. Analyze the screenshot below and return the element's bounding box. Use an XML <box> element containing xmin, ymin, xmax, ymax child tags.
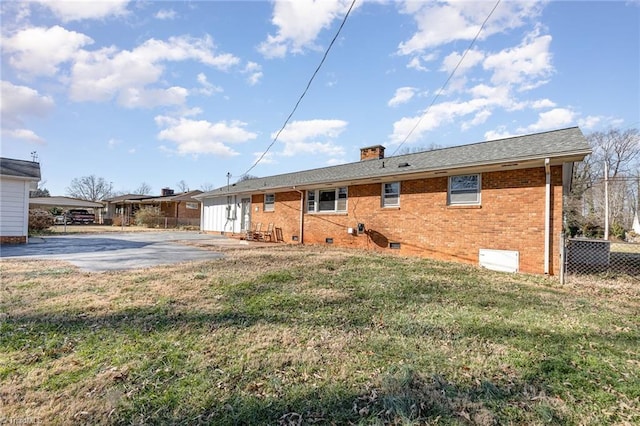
<box><xmin>250</xmin><ymin>166</ymin><xmax>564</xmax><ymax>275</ymax></box>
<box><xmin>0</xmin><ymin>236</ymin><xmax>27</xmax><ymax>244</ymax></box>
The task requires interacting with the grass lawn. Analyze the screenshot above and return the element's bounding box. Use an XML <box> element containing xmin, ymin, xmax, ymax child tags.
<box><xmin>1</xmin><ymin>245</ymin><xmax>638</xmax><ymax>425</ymax></box>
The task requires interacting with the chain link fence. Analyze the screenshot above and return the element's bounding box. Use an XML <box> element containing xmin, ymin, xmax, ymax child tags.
<box><xmin>561</xmin><ymin>235</ymin><xmax>640</xmax><ymax>284</ymax></box>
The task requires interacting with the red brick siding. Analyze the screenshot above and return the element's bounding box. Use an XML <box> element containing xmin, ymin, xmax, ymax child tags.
<box><xmin>251</xmin><ymin>192</ymin><xmax>302</xmax><ymax>242</ymax></box>
<box><xmin>0</xmin><ymin>236</ymin><xmax>27</xmax><ymax>244</ymax></box>
<box><xmin>157</xmin><ymin>202</ymin><xmax>200</xmax><ymax>219</ymax></box>
<box><xmin>251</xmin><ymin>166</ymin><xmax>564</xmax><ymax>275</ymax></box>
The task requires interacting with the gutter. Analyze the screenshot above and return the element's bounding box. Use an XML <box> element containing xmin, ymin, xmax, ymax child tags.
<box><xmin>294</xmin><ymin>187</ymin><xmax>304</xmax><ymax>244</ymax></box>
<box><xmin>544</xmin><ymin>158</ymin><xmax>551</xmax><ymax>275</ymax></box>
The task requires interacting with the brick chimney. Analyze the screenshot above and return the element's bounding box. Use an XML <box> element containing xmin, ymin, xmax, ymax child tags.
<box><xmin>360</xmin><ymin>145</ymin><xmax>385</xmax><ymax>161</ymax></box>
<box><xmin>161</xmin><ymin>187</ymin><xmax>174</xmax><ymax>196</ymax></box>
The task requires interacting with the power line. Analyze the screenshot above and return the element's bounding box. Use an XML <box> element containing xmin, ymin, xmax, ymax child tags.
<box><xmin>391</xmin><ymin>0</ymin><xmax>501</xmax><ymax>156</ymax></box>
<box><xmin>238</xmin><ymin>0</ymin><xmax>358</xmax><ymax>179</ymax></box>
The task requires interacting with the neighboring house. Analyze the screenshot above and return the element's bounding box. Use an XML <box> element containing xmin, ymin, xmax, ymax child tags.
<box><xmin>0</xmin><ymin>157</ymin><xmax>41</xmax><ymax>244</ymax></box>
<box><xmin>102</xmin><ymin>189</ymin><xmax>202</xmax><ymax>226</ymax></box>
<box><xmin>196</xmin><ymin>127</ymin><xmax>591</xmax><ymax>275</ymax></box>
<box><xmin>138</xmin><ymin>189</ymin><xmax>203</xmax><ymax>227</ymax></box>
<box><xmin>101</xmin><ymin>194</ymin><xmax>150</xmax><ymax>225</ymax></box>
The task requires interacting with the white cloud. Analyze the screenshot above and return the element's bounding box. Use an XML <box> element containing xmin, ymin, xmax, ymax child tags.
<box><xmin>274</xmin><ymin>119</ymin><xmax>347</xmax><ymax>157</ymax></box>
<box><xmin>461</xmin><ymin>109</ymin><xmax>492</xmax><ymax>131</ymax></box>
<box><xmin>243</xmin><ymin>62</ymin><xmax>263</xmax><ymax>86</ymax></box>
<box><xmin>258</xmin><ymin>0</ymin><xmax>358</xmax><ymax>58</ymax></box>
<box><xmin>155</xmin><ymin>9</ymin><xmax>177</xmax><ymax>20</ymax></box>
<box><xmin>253</xmin><ymin>151</ymin><xmax>276</xmax><ymax>165</ymax></box>
<box><xmin>388</xmin><ymin>87</ymin><xmax>416</xmax><ymax>107</ymax></box>
<box><xmin>118</xmin><ymin>86</ymin><xmax>189</xmax><ymax>108</ymax></box>
<box><xmin>440</xmin><ymin>49</ymin><xmax>484</xmax><ymax>75</ymax></box>
<box><xmin>483</xmin><ymin>29</ymin><xmax>554</xmax><ymax>91</ymax></box>
<box><xmin>35</xmin><ymin>0</ymin><xmax>130</xmax><ymax>22</ymax></box>
<box><xmin>2</xmin><ymin>26</ymin><xmax>93</xmax><ymax>76</ymax></box>
<box><xmin>196</xmin><ymin>73</ymin><xmax>223</xmax><ymax>96</ymax></box>
<box><xmin>1</xmin><ymin>81</ymin><xmax>54</xmax><ymax>130</ymax></box>
<box><xmin>388</xmin><ymin>86</ymin><xmax>518</xmax><ymax>143</ymax></box>
<box><xmin>155</xmin><ymin>115</ymin><xmax>257</xmax><ymax>156</ymax></box>
<box><xmin>107</xmin><ymin>138</ymin><xmax>121</xmax><ymax>149</ymax></box>
<box><xmin>519</xmin><ymin>108</ymin><xmax>576</xmax><ymax>133</ymax></box>
<box><xmin>2</xmin><ymin>128</ymin><xmax>45</xmax><ymax>144</ymax></box>
<box><xmin>530</xmin><ymin>99</ymin><xmax>556</xmax><ymax>109</ymax></box>
<box><xmin>484</xmin><ymin>128</ymin><xmax>517</xmax><ymax>141</ymax></box>
<box><xmin>69</xmin><ymin>35</ymin><xmax>239</xmax><ymax>107</ymax></box>
<box><xmin>578</xmin><ymin>115</ymin><xmax>602</xmax><ymax>130</ymax></box>
<box><xmin>398</xmin><ymin>1</ymin><xmax>544</xmax><ymax>54</ymax></box>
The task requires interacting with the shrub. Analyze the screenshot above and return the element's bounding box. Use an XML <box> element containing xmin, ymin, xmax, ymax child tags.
<box><xmin>610</xmin><ymin>222</ymin><xmax>626</xmax><ymax>240</ymax></box>
<box><xmin>29</xmin><ymin>209</ymin><xmax>54</xmax><ymax>232</ymax></box>
<box><xmin>134</xmin><ymin>207</ymin><xmax>163</xmax><ymax>228</ymax></box>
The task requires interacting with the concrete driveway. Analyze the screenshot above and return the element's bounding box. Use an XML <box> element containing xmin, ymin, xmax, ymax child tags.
<box><xmin>0</xmin><ymin>231</ymin><xmax>247</xmax><ymax>272</ymax></box>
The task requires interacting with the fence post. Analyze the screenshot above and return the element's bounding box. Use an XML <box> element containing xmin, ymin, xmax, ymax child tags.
<box><xmin>559</xmin><ymin>232</ymin><xmax>566</xmax><ymax>285</ymax></box>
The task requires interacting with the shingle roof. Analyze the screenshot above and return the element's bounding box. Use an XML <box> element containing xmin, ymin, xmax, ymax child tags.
<box><xmin>0</xmin><ymin>157</ymin><xmax>41</xmax><ymax>180</ymax></box>
<box><xmin>140</xmin><ymin>190</ymin><xmax>203</xmax><ymax>203</ymax></box>
<box><xmin>199</xmin><ymin>127</ymin><xmax>591</xmax><ymax>197</ymax></box>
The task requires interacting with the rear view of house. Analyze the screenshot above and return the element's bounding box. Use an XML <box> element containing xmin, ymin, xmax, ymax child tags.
<box><xmin>0</xmin><ymin>157</ymin><xmax>41</xmax><ymax>244</ymax></box>
<box><xmin>197</xmin><ymin>127</ymin><xmax>591</xmax><ymax>275</ymax></box>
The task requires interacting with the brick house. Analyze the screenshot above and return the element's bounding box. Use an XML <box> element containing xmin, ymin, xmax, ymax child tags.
<box><xmin>196</xmin><ymin>127</ymin><xmax>591</xmax><ymax>275</ymax></box>
<box><xmin>0</xmin><ymin>157</ymin><xmax>41</xmax><ymax>244</ymax></box>
<box><xmin>102</xmin><ymin>189</ymin><xmax>202</xmax><ymax>227</ymax></box>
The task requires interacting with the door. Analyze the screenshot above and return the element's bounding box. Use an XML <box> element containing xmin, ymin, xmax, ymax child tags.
<box><xmin>240</xmin><ymin>198</ymin><xmax>251</xmax><ymax>232</ymax></box>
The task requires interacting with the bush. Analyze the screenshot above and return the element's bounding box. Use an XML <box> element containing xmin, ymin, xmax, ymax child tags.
<box><xmin>134</xmin><ymin>207</ymin><xmax>163</xmax><ymax>228</ymax></box>
<box><xmin>610</xmin><ymin>222</ymin><xmax>626</xmax><ymax>240</ymax></box>
<box><xmin>29</xmin><ymin>209</ymin><xmax>54</xmax><ymax>233</ymax></box>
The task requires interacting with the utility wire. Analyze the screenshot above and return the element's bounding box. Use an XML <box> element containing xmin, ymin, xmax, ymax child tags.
<box><xmin>391</xmin><ymin>0</ymin><xmax>501</xmax><ymax>156</ymax></box>
<box><xmin>238</xmin><ymin>0</ymin><xmax>358</xmax><ymax>178</ymax></box>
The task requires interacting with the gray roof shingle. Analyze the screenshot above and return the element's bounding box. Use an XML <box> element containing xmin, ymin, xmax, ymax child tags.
<box><xmin>199</xmin><ymin>127</ymin><xmax>591</xmax><ymax>197</ymax></box>
<box><xmin>0</xmin><ymin>157</ymin><xmax>41</xmax><ymax>180</ymax></box>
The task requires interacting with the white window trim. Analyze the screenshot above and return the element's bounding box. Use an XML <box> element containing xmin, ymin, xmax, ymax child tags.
<box><xmin>307</xmin><ymin>187</ymin><xmax>348</xmax><ymax>213</ymax></box>
<box><xmin>186</xmin><ymin>201</ymin><xmax>199</xmax><ymax>210</ymax></box>
<box><xmin>448</xmin><ymin>173</ymin><xmax>481</xmax><ymax>205</ymax></box>
<box><xmin>382</xmin><ymin>182</ymin><xmax>400</xmax><ymax>207</ymax></box>
<box><xmin>264</xmin><ymin>193</ymin><xmax>275</xmax><ymax>212</ymax></box>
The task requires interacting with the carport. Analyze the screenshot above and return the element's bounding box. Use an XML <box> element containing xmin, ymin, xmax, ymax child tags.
<box><xmin>29</xmin><ymin>196</ymin><xmax>105</xmax><ymax>229</ymax></box>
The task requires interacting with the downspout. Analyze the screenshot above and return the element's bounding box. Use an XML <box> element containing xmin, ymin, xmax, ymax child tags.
<box><xmin>544</xmin><ymin>158</ymin><xmax>551</xmax><ymax>275</ymax></box>
<box><xmin>294</xmin><ymin>187</ymin><xmax>304</xmax><ymax>244</ymax></box>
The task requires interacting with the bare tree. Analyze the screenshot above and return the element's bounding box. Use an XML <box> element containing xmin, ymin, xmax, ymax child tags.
<box><xmin>30</xmin><ymin>180</ymin><xmax>50</xmax><ymax>197</ymax></box>
<box><xmin>200</xmin><ymin>182</ymin><xmax>216</xmax><ymax>192</ymax></box>
<box><xmin>134</xmin><ymin>182</ymin><xmax>152</xmax><ymax>195</ymax></box>
<box><xmin>176</xmin><ymin>180</ymin><xmax>189</xmax><ymax>192</ymax></box>
<box><xmin>236</xmin><ymin>174</ymin><xmax>258</xmax><ymax>182</ymax></box>
<box><xmin>397</xmin><ymin>143</ymin><xmax>443</xmax><ymax>155</ymax></box>
<box><xmin>567</xmin><ymin>128</ymin><xmax>640</xmax><ymax>237</ymax></box>
<box><xmin>66</xmin><ymin>175</ymin><xmax>113</xmax><ymax>201</ymax></box>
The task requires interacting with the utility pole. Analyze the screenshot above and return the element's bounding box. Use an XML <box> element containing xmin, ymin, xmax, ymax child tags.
<box><xmin>604</xmin><ymin>161</ymin><xmax>609</xmax><ymax>240</ymax></box>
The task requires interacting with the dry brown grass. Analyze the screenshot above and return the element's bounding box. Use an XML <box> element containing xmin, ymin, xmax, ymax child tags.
<box><xmin>1</xmin><ymin>245</ymin><xmax>638</xmax><ymax>425</ymax></box>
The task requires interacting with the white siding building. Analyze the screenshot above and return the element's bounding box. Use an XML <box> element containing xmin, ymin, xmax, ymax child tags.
<box><xmin>199</xmin><ymin>194</ymin><xmax>252</xmax><ymax>235</ymax></box>
<box><xmin>1</xmin><ymin>158</ymin><xmax>41</xmax><ymax>244</ymax></box>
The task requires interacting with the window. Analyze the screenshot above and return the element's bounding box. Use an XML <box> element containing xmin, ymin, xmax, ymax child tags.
<box><xmin>264</xmin><ymin>193</ymin><xmax>275</xmax><ymax>212</ymax></box>
<box><xmin>448</xmin><ymin>174</ymin><xmax>481</xmax><ymax>205</ymax></box>
<box><xmin>307</xmin><ymin>187</ymin><xmax>348</xmax><ymax>213</ymax></box>
<box><xmin>186</xmin><ymin>202</ymin><xmax>199</xmax><ymax>210</ymax></box>
<box><xmin>383</xmin><ymin>182</ymin><xmax>400</xmax><ymax>207</ymax></box>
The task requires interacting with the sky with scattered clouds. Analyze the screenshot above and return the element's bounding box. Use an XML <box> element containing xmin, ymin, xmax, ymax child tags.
<box><xmin>1</xmin><ymin>0</ymin><xmax>638</xmax><ymax>196</ymax></box>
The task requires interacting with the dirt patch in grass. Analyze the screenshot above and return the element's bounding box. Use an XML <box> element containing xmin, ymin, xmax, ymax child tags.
<box><xmin>1</xmin><ymin>245</ymin><xmax>638</xmax><ymax>425</ymax></box>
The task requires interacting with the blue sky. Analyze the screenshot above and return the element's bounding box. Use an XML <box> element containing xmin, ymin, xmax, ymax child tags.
<box><xmin>1</xmin><ymin>0</ymin><xmax>638</xmax><ymax>196</ymax></box>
